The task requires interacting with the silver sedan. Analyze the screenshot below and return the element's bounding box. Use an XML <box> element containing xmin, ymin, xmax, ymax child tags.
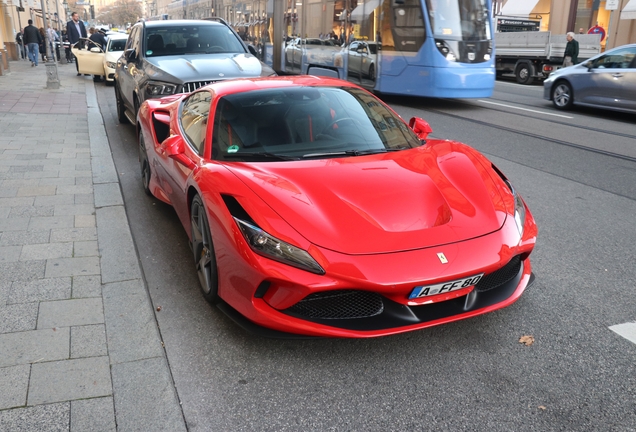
<box><xmin>544</xmin><ymin>44</ymin><xmax>636</xmax><ymax>114</ymax></box>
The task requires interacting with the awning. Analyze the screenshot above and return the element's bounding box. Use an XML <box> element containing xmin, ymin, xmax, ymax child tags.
<box><xmin>350</xmin><ymin>0</ymin><xmax>381</xmax><ymax>20</ymax></box>
<box><xmin>621</xmin><ymin>0</ymin><xmax>636</xmax><ymax>19</ymax></box>
<box><xmin>500</xmin><ymin>0</ymin><xmax>540</xmax><ymax>17</ymax></box>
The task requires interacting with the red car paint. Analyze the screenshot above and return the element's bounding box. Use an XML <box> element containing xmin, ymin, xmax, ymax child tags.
<box><xmin>137</xmin><ymin>76</ymin><xmax>537</xmax><ymax>338</ymax></box>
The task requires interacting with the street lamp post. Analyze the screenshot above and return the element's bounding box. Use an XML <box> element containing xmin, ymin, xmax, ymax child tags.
<box><xmin>41</xmin><ymin>0</ymin><xmax>61</xmax><ymax>88</ymax></box>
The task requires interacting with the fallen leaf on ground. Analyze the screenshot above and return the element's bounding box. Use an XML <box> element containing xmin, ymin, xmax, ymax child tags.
<box><xmin>538</xmin><ymin>406</ymin><xmax>546</xmax><ymax>410</ymax></box>
<box><xmin>519</xmin><ymin>335</ymin><xmax>535</xmax><ymax>346</ymax></box>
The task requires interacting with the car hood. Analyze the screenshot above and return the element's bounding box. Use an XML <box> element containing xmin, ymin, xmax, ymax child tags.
<box><xmin>105</xmin><ymin>51</ymin><xmax>124</xmax><ymax>63</ymax></box>
<box><xmin>144</xmin><ymin>53</ymin><xmax>270</xmax><ymax>83</ymax></box>
<box><xmin>227</xmin><ymin>143</ymin><xmax>506</xmax><ymax>254</ymax></box>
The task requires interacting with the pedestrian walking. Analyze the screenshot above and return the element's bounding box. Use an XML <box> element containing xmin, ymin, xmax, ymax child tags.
<box><xmin>66</xmin><ymin>12</ymin><xmax>88</xmax><ymax>75</ymax></box>
<box><xmin>563</xmin><ymin>32</ymin><xmax>579</xmax><ymax>67</ymax></box>
<box><xmin>15</xmin><ymin>29</ymin><xmax>26</xmax><ymax>60</ymax></box>
<box><xmin>39</xmin><ymin>27</ymin><xmax>47</xmax><ymax>61</ymax></box>
<box><xmin>23</xmin><ymin>19</ymin><xmax>42</xmax><ymax>66</ymax></box>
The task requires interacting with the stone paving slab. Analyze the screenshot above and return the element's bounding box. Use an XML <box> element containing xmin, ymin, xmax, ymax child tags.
<box><xmin>0</xmin><ymin>402</ymin><xmax>69</xmax><ymax>432</ymax></box>
<box><xmin>37</xmin><ymin>297</ymin><xmax>104</xmax><ymax>329</ymax></box>
<box><xmin>111</xmin><ymin>357</ymin><xmax>187</xmax><ymax>432</ymax></box>
<box><xmin>28</xmin><ymin>356</ymin><xmax>112</xmax><ymax>405</ymax></box>
<box><xmin>0</xmin><ymin>364</ymin><xmax>30</xmax><ymax>410</ymax></box>
<box><xmin>0</xmin><ymin>59</ymin><xmax>186</xmax><ymax>430</ymax></box>
<box><xmin>0</xmin><ymin>327</ymin><xmax>70</xmax><ymax>368</ymax></box>
<box><xmin>70</xmin><ymin>397</ymin><xmax>116</xmax><ymax>432</ymax></box>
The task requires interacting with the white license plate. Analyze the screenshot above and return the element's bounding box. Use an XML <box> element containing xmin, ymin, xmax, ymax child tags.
<box><xmin>409</xmin><ymin>274</ymin><xmax>484</xmax><ymax>299</ymax></box>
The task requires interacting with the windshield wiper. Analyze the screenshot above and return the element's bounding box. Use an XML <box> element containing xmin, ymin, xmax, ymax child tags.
<box><xmin>302</xmin><ymin>148</ymin><xmax>405</xmax><ymax>159</ymax></box>
<box><xmin>223</xmin><ymin>152</ymin><xmax>299</xmax><ymax>161</ymax></box>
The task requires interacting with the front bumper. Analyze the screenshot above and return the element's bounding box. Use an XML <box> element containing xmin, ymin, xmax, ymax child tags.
<box><xmin>217</xmin><ymin>207</ymin><xmax>537</xmax><ymax>338</ymax></box>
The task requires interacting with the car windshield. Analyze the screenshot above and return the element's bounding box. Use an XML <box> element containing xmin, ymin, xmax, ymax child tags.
<box><xmin>145</xmin><ymin>25</ymin><xmax>245</xmax><ymax>57</ymax></box>
<box><xmin>211</xmin><ymin>86</ymin><xmax>421</xmax><ymax>162</ymax></box>
<box><xmin>108</xmin><ymin>38</ymin><xmax>127</xmax><ymax>52</ymax></box>
<box><xmin>425</xmin><ymin>0</ymin><xmax>491</xmax><ymax>41</ymax></box>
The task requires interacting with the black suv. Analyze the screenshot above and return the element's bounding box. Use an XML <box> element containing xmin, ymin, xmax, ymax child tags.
<box><xmin>114</xmin><ymin>19</ymin><xmax>275</xmax><ymax>124</ymax></box>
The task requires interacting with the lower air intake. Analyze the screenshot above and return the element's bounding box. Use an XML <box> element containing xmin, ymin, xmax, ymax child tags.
<box><xmin>284</xmin><ymin>290</ymin><xmax>384</xmax><ymax>320</ymax></box>
<box><xmin>474</xmin><ymin>255</ymin><xmax>522</xmax><ymax>292</ymax></box>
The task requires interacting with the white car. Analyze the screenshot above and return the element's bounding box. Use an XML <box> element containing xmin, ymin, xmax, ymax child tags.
<box><xmin>72</xmin><ymin>33</ymin><xmax>128</xmax><ymax>85</ymax></box>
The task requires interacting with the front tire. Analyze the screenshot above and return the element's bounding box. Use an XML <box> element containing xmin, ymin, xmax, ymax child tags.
<box><xmin>368</xmin><ymin>64</ymin><xmax>375</xmax><ymax>80</ymax></box>
<box><xmin>552</xmin><ymin>80</ymin><xmax>574</xmax><ymax>110</ymax></box>
<box><xmin>191</xmin><ymin>195</ymin><xmax>219</xmax><ymax>304</ymax></box>
<box><xmin>139</xmin><ymin>132</ymin><xmax>152</xmax><ymax>196</ymax></box>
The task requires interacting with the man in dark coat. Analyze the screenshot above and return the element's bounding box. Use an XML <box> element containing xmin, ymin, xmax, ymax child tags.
<box><xmin>23</xmin><ymin>19</ymin><xmax>42</xmax><ymax>66</ymax></box>
<box><xmin>88</xmin><ymin>27</ymin><xmax>108</xmax><ymax>81</ymax></box>
<box><xmin>563</xmin><ymin>32</ymin><xmax>579</xmax><ymax>67</ymax></box>
<box><xmin>66</xmin><ymin>12</ymin><xmax>87</xmax><ymax>75</ymax></box>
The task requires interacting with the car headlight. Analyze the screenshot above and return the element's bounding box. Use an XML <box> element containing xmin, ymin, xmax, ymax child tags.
<box><xmin>505</xmin><ymin>180</ymin><xmax>526</xmax><ymax>236</ymax></box>
<box><xmin>106</xmin><ymin>61</ymin><xmax>117</xmax><ymax>69</ymax></box>
<box><xmin>234</xmin><ymin>218</ymin><xmax>325</xmax><ymax>274</ymax></box>
<box><xmin>145</xmin><ymin>81</ymin><xmax>177</xmax><ymax>96</ymax></box>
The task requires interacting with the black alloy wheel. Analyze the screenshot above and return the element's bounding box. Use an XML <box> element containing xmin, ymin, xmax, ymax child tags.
<box><xmin>191</xmin><ymin>195</ymin><xmax>219</xmax><ymax>304</ymax></box>
<box><xmin>552</xmin><ymin>80</ymin><xmax>574</xmax><ymax>110</ymax></box>
<box><xmin>115</xmin><ymin>83</ymin><xmax>128</xmax><ymax>124</ymax></box>
<box><xmin>138</xmin><ymin>133</ymin><xmax>152</xmax><ymax>196</ymax></box>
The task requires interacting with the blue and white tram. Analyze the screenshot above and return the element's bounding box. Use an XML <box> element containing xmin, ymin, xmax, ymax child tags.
<box><xmin>268</xmin><ymin>0</ymin><xmax>494</xmax><ymax>98</ymax></box>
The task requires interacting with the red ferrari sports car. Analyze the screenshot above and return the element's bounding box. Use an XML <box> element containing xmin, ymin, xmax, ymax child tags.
<box><xmin>137</xmin><ymin>76</ymin><xmax>537</xmax><ymax>338</ymax></box>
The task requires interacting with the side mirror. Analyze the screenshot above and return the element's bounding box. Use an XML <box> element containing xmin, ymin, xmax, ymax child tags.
<box><xmin>124</xmin><ymin>48</ymin><xmax>137</xmax><ymax>62</ymax></box>
<box><xmin>90</xmin><ymin>47</ymin><xmax>101</xmax><ymax>53</ymax></box>
<box><xmin>164</xmin><ymin>137</ymin><xmax>196</xmax><ymax>169</ymax></box>
<box><xmin>247</xmin><ymin>44</ymin><xmax>258</xmax><ymax>57</ymax></box>
<box><xmin>409</xmin><ymin>117</ymin><xmax>432</xmax><ymax>141</ymax></box>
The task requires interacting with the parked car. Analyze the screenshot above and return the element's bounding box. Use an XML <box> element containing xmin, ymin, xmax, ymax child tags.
<box><xmin>114</xmin><ymin>19</ymin><xmax>275</xmax><ymax>124</ymax></box>
<box><xmin>544</xmin><ymin>43</ymin><xmax>636</xmax><ymax>113</ymax></box>
<box><xmin>137</xmin><ymin>76</ymin><xmax>538</xmax><ymax>338</ymax></box>
<box><xmin>347</xmin><ymin>41</ymin><xmax>378</xmax><ymax>79</ymax></box>
<box><xmin>72</xmin><ymin>34</ymin><xmax>128</xmax><ymax>85</ymax></box>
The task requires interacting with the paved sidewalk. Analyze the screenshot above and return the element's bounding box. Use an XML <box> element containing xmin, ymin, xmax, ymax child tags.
<box><xmin>0</xmin><ymin>60</ymin><xmax>186</xmax><ymax>431</ymax></box>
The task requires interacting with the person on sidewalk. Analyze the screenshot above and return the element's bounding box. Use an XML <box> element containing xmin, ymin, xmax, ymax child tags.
<box><xmin>47</xmin><ymin>26</ymin><xmax>61</xmax><ymax>61</ymax></box>
<box><xmin>563</xmin><ymin>32</ymin><xmax>579</xmax><ymax>67</ymax></box>
<box><xmin>15</xmin><ymin>29</ymin><xmax>26</xmax><ymax>60</ymax></box>
<box><xmin>66</xmin><ymin>12</ymin><xmax>88</xmax><ymax>75</ymax></box>
<box><xmin>39</xmin><ymin>27</ymin><xmax>47</xmax><ymax>62</ymax></box>
<box><xmin>88</xmin><ymin>27</ymin><xmax>107</xmax><ymax>82</ymax></box>
<box><xmin>23</xmin><ymin>20</ymin><xmax>42</xmax><ymax>67</ymax></box>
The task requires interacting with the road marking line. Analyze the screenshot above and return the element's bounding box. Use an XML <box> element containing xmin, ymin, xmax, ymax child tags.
<box><xmin>477</xmin><ymin>100</ymin><xmax>574</xmax><ymax>119</ymax></box>
<box><xmin>609</xmin><ymin>322</ymin><xmax>636</xmax><ymax>345</ymax></box>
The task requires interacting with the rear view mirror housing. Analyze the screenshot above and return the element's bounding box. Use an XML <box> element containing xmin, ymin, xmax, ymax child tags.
<box><xmin>409</xmin><ymin>117</ymin><xmax>433</xmax><ymax>141</ymax></box>
<box><xmin>124</xmin><ymin>48</ymin><xmax>137</xmax><ymax>62</ymax></box>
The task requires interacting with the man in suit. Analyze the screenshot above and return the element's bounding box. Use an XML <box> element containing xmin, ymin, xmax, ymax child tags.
<box><xmin>66</xmin><ymin>12</ymin><xmax>87</xmax><ymax>75</ymax></box>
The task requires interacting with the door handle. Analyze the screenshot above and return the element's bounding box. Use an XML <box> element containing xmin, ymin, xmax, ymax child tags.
<box><xmin>612</xmin><ymin>73</ymin><xmax>623</xmax><ymax>78</ymax></box>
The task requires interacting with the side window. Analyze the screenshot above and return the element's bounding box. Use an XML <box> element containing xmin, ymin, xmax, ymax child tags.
<box><xmin>125</xmin><ymin>27</ymin><xmax>138</xmax><ymax>51</ymax></box>
<box><xmin>180</xmin><ymin>91</ymin><xmax>211</xmax><ymax>155</ymax></box>
<box><xmin>349</xmin><ymin>42</ymin><xmax>358</xmax><ymax>52</ymax></box>
<box><xmin>593</xmin><ymin>48</ymin><xmax>636</xmax><ymax>69</ymax></box>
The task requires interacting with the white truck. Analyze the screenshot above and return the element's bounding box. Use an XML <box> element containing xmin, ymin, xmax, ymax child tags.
<box><xmin>495</xmin><ymin>31</ymin><xmax>602</xmax><ymax>84</ymax></box>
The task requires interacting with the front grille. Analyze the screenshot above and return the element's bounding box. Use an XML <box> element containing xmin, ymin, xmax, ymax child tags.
<box><xmin>182</xmin><ymin>81</ymin><xmax>217</xmax><ymax>93</ymax></box>
<box><xmin>474</xmin><ymin>255</ymin><xmax>522</xmax><ymax>293</ymax></box>
<box><xmin>284</xmin><ymin>290</ymin><xmax>384</xmax><ymax>320</ymax></box>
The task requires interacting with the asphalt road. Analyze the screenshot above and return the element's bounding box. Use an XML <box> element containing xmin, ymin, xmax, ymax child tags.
<box><xmin>96</xmin><ymin>79</ymin><xmax>636</xmax><ymax>431</ymax></box>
